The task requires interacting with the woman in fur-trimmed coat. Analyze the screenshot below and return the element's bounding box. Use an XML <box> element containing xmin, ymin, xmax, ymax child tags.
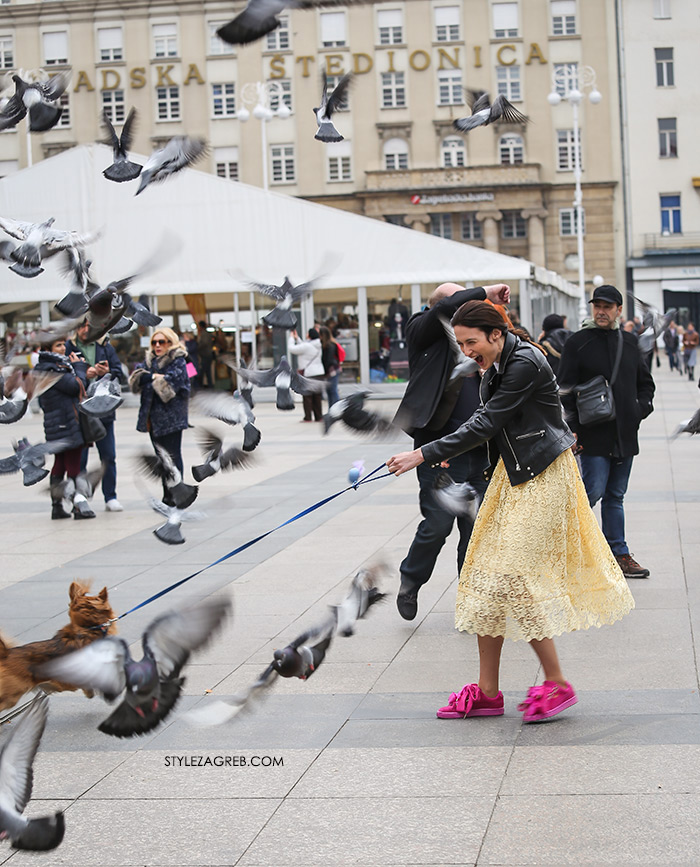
<box><xmin>129</xmin><ymin>328</ymin><xmax>190</xmax><ymax>489</ymax></box>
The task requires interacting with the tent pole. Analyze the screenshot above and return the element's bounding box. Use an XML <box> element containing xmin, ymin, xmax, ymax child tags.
<box><xmin>410</xmin><ymin>283</ymin><xmax>422</xmax><ymax>314</ymax></box>
<box><xmin>249</xmin><ymin>292</ymin><xmax>257</xmax><ymax>368</ymax></box>
<box><xmin>234</xmin><ymin>292</ymin><xmax>241</xmax><ymax>367</ymax></box>
<box><xmin>357</xmin><ymin>286</ymin><xmax>369</xmax><ymax>386</ymax></box>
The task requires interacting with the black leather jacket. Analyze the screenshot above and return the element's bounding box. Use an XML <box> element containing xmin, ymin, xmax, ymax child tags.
<box><xmin>421</xmin><ymin>332</ymin><xmax>575</xmax><ymax>486</ymax></box>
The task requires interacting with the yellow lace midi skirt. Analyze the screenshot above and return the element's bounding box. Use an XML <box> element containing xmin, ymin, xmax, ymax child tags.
<box><xmin>455</xmin><ymin>449</ymin><xmax>635</xmax><ymax>642</ymax></box>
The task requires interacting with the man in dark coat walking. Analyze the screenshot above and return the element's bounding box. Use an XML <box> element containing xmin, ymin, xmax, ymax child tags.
<box><xmin>393</xmin><ymin>281</ymin><xmax>510</xmax><ymax>620</ymax></box>
<box><xmin>558</xmin><ymin>284</ymin><xmax>655</xmax><ymax>578</ymax></box>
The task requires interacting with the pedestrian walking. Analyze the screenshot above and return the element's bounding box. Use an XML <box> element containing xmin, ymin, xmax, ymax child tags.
<box><xmin>682</xmin><ymin>323</ymin><xmax>698</xmax><ymax>381</ymax></box>
<box><xmin>196</xmin><ymin>321</ymin><xmax>214</xmax><ymax>388</ymax></box>
<box><xmin>664</xmin><ymin>322</ymin><xmax>681</xmax><ymax>373</ymax></box>
<box><xmin>288</xmin><ymin>328</ymin><xmax>324</xmax><ymax>421</ymax></box>
<box><xmin>558</xmin><ymin>284</ymin><xmax>655</xmax><ymax>578</ymax></box>
<box><xmin>392</xmin><ymin>282</ymin><xmax>510</xmax><ymax>621</ymax></box>
<box><xmin>319</xmin><ymin>326</ymin><xmax>341</xmax><ymax>408</ymax></box>
<box><xmin>387</xmin><ymin>299</ymin><xmax>634</xmax><ymax>722</ymax></box>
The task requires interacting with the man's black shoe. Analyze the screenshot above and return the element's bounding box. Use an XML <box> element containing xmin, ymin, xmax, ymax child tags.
<box><xmin>396</xmin><ymin>591</ymin><xmax>418</xmax><ymax>621</ymax></box>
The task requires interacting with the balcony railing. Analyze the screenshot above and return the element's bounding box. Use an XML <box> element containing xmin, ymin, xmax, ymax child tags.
<box><xmin>364</xmin><ymin>163</ymin><xmax>542</xmax><ymax>192</ymax></box>
<box><xmin>644</xmin><ymin>232</ymin><xmax>700</xmax><ymax>253</ymax></box>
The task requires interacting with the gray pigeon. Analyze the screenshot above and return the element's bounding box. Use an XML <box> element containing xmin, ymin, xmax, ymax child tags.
<box><xmin>79</xmin><ymin>376</ymin><xmax>124</xmax><ymax>418</ymax></box>
<box><xmin>0</xmin><ymin>71</ymin><xmax>71</xmax><ymax>133</ymax></box>
<box><xmin>37</xmin><ymin>598</ymin><xmax>231</xmax><ymax>738</ymax></box>
<box><xmin>634</xmin><ymin>297</ymin><xmax>677</xmax><ymax>356</ymax></box>
<box><xmin>453</xmin><ymin>90</ymin><xmax>529</xmax><ymax>133</ymax></box>
<box><xmin>432</xmin><ymin>470</ymin><xmax>479</xmax><ymax>519</ymax></box>
<box><xmin>54</xmin><ymin>247</ymin><xmax>98</xmax><ymax>317</ymax></box>
<box><xmin>135</xmin><ymin>136</ymin><xmax>208</xmax><ymax>196</ymax></box>
<box><xmin>216</xmin><ymin>0</ymin><xmax>290</xmax><ymax>46</ymax></box>
<box><xmin>50</xmin><ymin>466</ymin><xmax>104</xmax><ymax>518</ymax></box>
<box><xmin>0</xmin><ymin>216</ymin><xmax>97</xmax><ymax>279</ymax></box>
<box><xmin>0</xmin><ymin>437</ymin><xmax>69</xmax><ymax>486</ymax></box>
<box><xmin>314</xmin><ymin>71</ymin><xmax>352</xmax><ymax>142</ymax></box>
<box><xmin>190</xmin><ymin>389</ymin><xmax>261</xmax><ymax>451</ymax></box>
<box><xmin>0</xmin><ymin>693</ymin><xmax>65</xmax><ymax>851</ymax></box>
<box><xmin>0</xmin><ymin>370</ymin><xmax>60</xmax><ymax>425</ymax></box>
<box><xmin>438</xmin><ymin>315</ymin><xmax>481</xmax><ymax>384</ymax></box>
<box><xmin>331</xmin><ymin>564</ymin><xmax>387</xmax><ymax>637</ymax></box>
<box><xmin>191</xmin><ymin>427</ymin><xmax>257</xmax><ymax>482</ymax></box>
<box><xmin>137</xmin><ymin>445</ymin><xmax>198</xmax><ymax>509</ymax></box>
<box><xmin>671</xmin><ymin>408</ymin><xmax>700</xmax><ymax>439</ymax></box>
<box><xmin>148</xmin><ymin>498</ymin><xmax>206</xmax><ymax>546</ymax></box>
<box><xmin>322</xmin><ymin>391</ymin><xmax>398</xmax><ymax>438</ymax></box>
<box><xmin>231</xmin><ymin>355</ymin><xmax>324</xmax><ymax>411</ymax></box>
<box><xmin>102</xmin><ymin>107</ymin><xmax>142</xmax><ymax>183</ymax></box>
<box><xmin>243</xmin><ymin>277</ymin><xmax>314</xmax><ymax>331</ymax></box>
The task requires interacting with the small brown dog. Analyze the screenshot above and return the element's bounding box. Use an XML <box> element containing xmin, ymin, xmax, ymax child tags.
<box><xmin>0</xmin><ymin>581</ymin><xmax>117</xmax><ymax>712</ymax></box>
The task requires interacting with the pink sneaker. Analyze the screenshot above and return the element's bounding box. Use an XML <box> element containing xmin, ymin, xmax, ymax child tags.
<box><xmin>436</xmin><ymin>683</ymin><xmax>504</xmax><ymax>719</ymax></box>
<box><xmin>518</xmin><ymin>681</ymin><xmax>578</xmax><ymax>722</ymax></box>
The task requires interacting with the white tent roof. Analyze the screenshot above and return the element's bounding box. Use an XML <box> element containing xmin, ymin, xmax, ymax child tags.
<box><xmin>0</xmin><ymin>144</ymin><xmax>562</xmax><ymax>305</ymax></box>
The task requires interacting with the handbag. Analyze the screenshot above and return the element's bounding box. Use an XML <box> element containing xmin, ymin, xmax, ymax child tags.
<box><xmin>574</xmin><ymin>329</ymin><xmax>623</xmax><ymax>426</ymax></box>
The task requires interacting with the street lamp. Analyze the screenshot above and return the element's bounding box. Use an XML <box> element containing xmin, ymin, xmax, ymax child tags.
<box><xmin>237</xmin><ymin>81</ymin><xmax>291</xmax><ymax>191</ymax></box>
<box><xmin>548</xmin><ymin>65</ymin><xmax>601</xmax><ymax>325</ymax></box>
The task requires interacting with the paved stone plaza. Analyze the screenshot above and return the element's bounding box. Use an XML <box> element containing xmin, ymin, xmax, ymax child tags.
<box><xmin>0</xmin><ymin>366</ymin><xmax>698</xmax><ymax>866</ymax></box>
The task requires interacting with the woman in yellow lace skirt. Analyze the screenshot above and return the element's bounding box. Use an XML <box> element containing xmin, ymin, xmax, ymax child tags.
<box><xmin>387</xmin><ymin>300</ymin><xmax>634</xmax><ymax>723</ymax></box>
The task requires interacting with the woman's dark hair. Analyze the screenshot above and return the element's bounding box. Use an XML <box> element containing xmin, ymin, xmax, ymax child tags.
<box><xmin>319</xmin><ymin>325</ymin><xmax>332</xmax><ymax>348</ymax></box>
<box><xmin>40</xmin><ymin>338</ymin><xmax>63</xmax><ymax>352</ymax></box>
<box><xmin>308</xmin><ymin>328</ymin><xmax>320</xmax><ymax>340</ymax></box>
<box><xmin>451</xmin><ymin>300</ymin><xmax>542</xmax><ymax>350</ymax></box>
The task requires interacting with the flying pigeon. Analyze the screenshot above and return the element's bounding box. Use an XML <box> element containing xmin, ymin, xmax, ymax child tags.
<box><xmin>322</xmin><ymin>391</ymin><xmax>398</xmax><ymax>438</ymax></box>
<box><xmin>0</xmin><ymin>71</ymin><xmax>71</xmax><ymax>133</ymax></box>
<box><xmin>0</xmin><ymin>693</ymin><xmax>65</xmax><ymax>851</ymax></box>
<box><xmin>240</xmin><ymin>277</ymin><xmax>315</xmax><ymax>331</ymax></box>
<box><xmin>191</xmin><ymin>427</ymin><xmax>257</xmax><ymax>482</ymax></box>
<box><xmin>0</xmin><ymin>437</ymin><xmax>69</xmax><ymax>486</ymax></box>
<box><xmin>54</xmin><ymin>247</ymin><xmax>98</xmax><ymax>317</ymax></box>
<box><xmin>135</xmin><ymin>136</ymin><xmax>208</xmax><ymax>196</ymax></box>
<box><xmin>50</xmin><ymin>466</ymin><xmax>104</xmax><ymax>518</ymax></box>
<box><xmin>671</xmin><ymin>408</ymin><xmax>700</xmax><ymax>439</ymax></box>
<box><xmin>432</xmin><ymin>470</ymin><xmax>479</xmax><ymax>519</ymax></box>
<box><xmin>148</xmin><ymin>498</ymin><xmax>206</xmax><ymax>545</ymax></box>
<box><xmin>0</xmin><ymin>370</ymin><xmax>60</xmax><ymax>425</ymax></box>
<box><xmin>231</xmin><ymin>355</ymin><xmax>324</xmax><ymax>411</ymax></box>
<box><xmin>453</xmin><ymin>90</ymin><xmax>529</xmax><ymax>133</ymax></box>
<box><xmin>314</xmin><ymin>71</ymin><xmax>352</xmax><ymax>143</ymax></box>
<box><xmin>331</xmin><ymin>564</ymin><xmax>387</xmax><ymax>636</ymax></box>
<box><xmin>438</xmin><ymin>315</ymin><xmax>481</xmax><ymax>383</ymax></box>
<box><xmin>101</xmin><ymin>107</ymin><xmax>143</xmax><ymax>183</ymax></box>
<box><xmin>190</xmin><ymin>389</ymin><xmax>261</xmax><ymax>451</ymax></box>
<box><xmin>0</xmin><ymin>216</ymin><xmax>98</xmax><ymax>279</ymax></box>
<box><xmin>634</xmin><ymin>297</ymin><xmax>677</xmax><ymax>356</ymax></box>
<box><xmin>137</xmin><ymin>445</ymin><xmax>198</xmax><ymax>509</ymax></box>
<box><xmin>37</xmin><ymin>598</ymin><xmax>231</xmax><ymax>738</ymax></box>
<box><xmin>216</xmin><ymin>0</ymin><xmax>291</xmax><ymax>45</ymax></box>
<box><xmin>235</xmin><ymin>359</ymin><xmax>255</xmax><ymax>408</ymax></box>
<box><xmin>79</xmin><ymin>376</ymin><xmax>124</xmax><ymax>418</ymax></box>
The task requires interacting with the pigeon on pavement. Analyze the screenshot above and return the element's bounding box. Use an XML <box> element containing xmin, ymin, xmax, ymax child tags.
<box><xmin>0</xmin><ymin>71</ymin><xmax>71</xmax><ymax>133</ymax></box>
<box><xmin>137</xmin><ymin>445</ymin><xmax>198</xmax><ymax>509</ymax></box>
<box><xmin>191</xmin><ymin>427</ymin><xmax>257</xmax><ymax>482</ymax></box>
<box><xmin>135</xmin><ymin>136</ymin><xmax>208</xmax><ymax>196</ymax></box>
<box><xmin>453</xmin><ymin>90</ymin><xmax>529</xmax><ymax>132</ymax></box>
<box><xmin>314</xmin><ymin>71</ymin><xmax>352</xmax><ymax>142</ymax></box>
<box><xmin>671</xmin><ymin>408</ymin><xmax>700</xmax><ymax>439</ymax></box>
<box><xmin>190</xmin><ymin>390</ymin><xmax>261</xmax><ymax>451</ymax></box>
<box><xmin>0</xmin><ymin>693</ymin><xmax>65</xmax><ymax>851</ymax></box>
<box><xmin>101</xmin><ymin>107</ymin><xmax>143</xmax><ymax>183</ymax></box>
<box><xmin>37</xmin><ymin>599</ymin><xmax>231</xmax><ymax>738</ymax></box>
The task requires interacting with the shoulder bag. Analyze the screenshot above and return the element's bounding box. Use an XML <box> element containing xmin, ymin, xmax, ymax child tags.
<box><xmin>574</xmin><ymin>329</ymin><xmax>623</xmax><ymax>426</ymax></box>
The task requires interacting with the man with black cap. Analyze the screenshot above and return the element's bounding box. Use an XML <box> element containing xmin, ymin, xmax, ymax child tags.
<box><xmin>558</xmin><ymin>285</ymin><xmax>655</xmax><ymax>578</ymax></box>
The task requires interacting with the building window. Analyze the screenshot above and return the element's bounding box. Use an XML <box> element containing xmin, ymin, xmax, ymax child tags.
<box><xmin>553</xmin><ymin>62</ymin><xmax>578</xmax><ymax>97</ymax></box>
<box><xmin>326</xmin><ymin>75</ymin><xmax>349</xmax><ymax>110</ymax></box>
<box><xmin>655</xmin><ymin>48</ymin><xmax>674</xmax><ymax>86</ymax></box>
<box><xmin>269</xmin><ymin>79</ymin><xmax>292</xmax><ymax>111</ymax></box>
<box><xmin>559</xmin><ymin>207</ymin><xmax>585</xmax><ymax>236</ymax></box>
<box><xmin>658</xmin><ymin>117</ymin><xmax>677</xmax><ymax>158</ymax></box>
<box><xmin>492</xmin><ymin>2</ymin><xmax>518</xmax><ymax>38</ymax></box>
<box><xmin>384</xmin><ymin>215</ymin><xmax>406</xmax><ymax>226</ymax></box>
<box><xmin>102</xmin><ymin>89</ymin><xmax>125</xmax><ymax>124</ymax></box>
<box><xmin>212</xmin><ymin>83</ymin><xmax>236</xmax><ymax>117</ymax></box>
<box><xmin>461</xmin><ymin>213</ymin><xmax>482</xmax><ymax>241</ymax></box>
<box><xmin>0</xmin><ymin>36</ymin><xmax>13</xmax><ymax>69</ymax></box>
<box><xmin>377</xmin><ymin>9</ymin><xmax>403</xmax><ymax>45</ymax></box>
<box><xmin>320</xmin><ymin>11</ymin><xmax>346</xmax><ymax>47</ymax></box>
<box><xmin>55</xmin><ymin>93</ymin><xmax>70</xmax><ymax>128</ymax></box>
<box><xmin>660</xmin><ymin>194</ymin><xmax>681</xmax><ymax>234</ymax></box>
<box><xmin>153</xmin><ymin>23</ymin><xmax>177</xmax><ymax>59</ymax></box>
<box><xmin>437</xmin><ymin>70</ymin><xmax>463</xmax><ymax>105</ymax></box>
<box><xmin>383</xmin><ymin>137</ymin><xmax>408</xmax><ymax>170</ymax></box>
<box><xmin>327</xmin><ymin>141</ymin><xmax>352</xmax><ymax>182</ymax></box>
<box><xmin>653</xmin><ymin>0</ymin><xmax>671</xmax><ymax>18</ymax></box>
<box><xmin>441</xmin><ymin>136</ymin><xmax>466</xmax><ymax>167</ymax></box>
<box><xmin>43</xmin><ymin>31</ymin><xmax>68</xmax><ymax>65</ymax></box>
<box><xmin>215</xmin><ymin>146</ymin><xmax>239</xmax><ymax>180</ymax></box>
<box><xmin>209</xmin><ymin>22</ymin><xmax>235</xmax><ymax>55</ymax></box>
<box><xmin>430</xmin><ymin>214</ymin><xmax>452</xmax><ymax>239</ymax></box>
<box><xmin>556</xmin><ymin>128</ymin><xmax>581</xmax><ymax>170</ymax></box>
<box><xmin>266</xmin><ymin>15</ymin><xmax>289</xmax><ymax>50</ymax></box>
<box><xmin>97</xmin><ymin>27</ymin><xmax>123</xmax><ymax>62</ymax></box>
<box><xmin>496</xmin><ymin>65</ymin><xmax>521</xmax><ymax>101</ymax></box>
<box><xmin>551</xmin><ymin>0</ymin><xmax>576</xmax><ymax>35</ymax></box>
<box><xmin>501</xmin><ymin>211</ymin><xmax>527</xmax><ymax>238</ymax></box>
<box><xmin>156</xmin><ymin>85</ymin><xmax>180</xmax><ymax>121</ymax></box>
<box><xmin>271</xmin><ymin>144</ymin><xmax>295</xmax><ymax>183</ymax></box>
<box><xmin>435</xmin><ymin>5</ymin><xmax>460</xmax><ymax>41</ymax></box>
<box><xmin>381</xmin><ymin>71</ymin><xmax>406</xmax><ymax>108</ymax></box>
<box><xmin>499</xmin><ymin>133</ymin><xmax>524</xmax><ymax>164</ymax></box>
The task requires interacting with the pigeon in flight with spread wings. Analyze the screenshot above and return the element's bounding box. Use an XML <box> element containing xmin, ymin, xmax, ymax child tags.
<box><xmin>243</xmin><ymin>275</ymin><xmax>316</xmax><ymax>331</ymax></box>
<box><xmin>101</xmin><ymin>107</ymin><xmax>142</xmax><ymax>183</ymax></box>
<box><xmin>0</xmin><ymin>216</ymin><xmax>98</xmax><ymax>279</ymax></box>
<box><xmin>0</xmin><ymin>71</ymin><xmax>71</xmax><ymax>133</ymax></box>
<box><xmin>136</xmin><ymin>444</ymin><xmax>199</xmax><ymax>509</ymax></box>
<box><xmin>0</xmin><ymin>437</ymin><xmax>70</xmax><ymax>486</ymax></box>
<box><xmin>231</xmin><ymin>355</ymin><xmax>325</xmax><ymax>411</ymax></box>
<box><xmin>37</xmin><ymin>599</ymin><xmax>231</xmax><ymax>738</ymax></box>
<box><xmin>190</xmin><ymin>389</ymin><xmax>261</xmax><ymax>452</ymax></box>
<box><xmin>432</xmin><ymin>471</ymin><xmax>480</xmax><ymax>519</ymax></box>
<box><xmin>453</xmin><ymin>90</ymin><xmax>529</xmax><ymax>133</ymax></box>
<box><xmin>0</xmin><ymin>693</ymin><xmax>65</xmax><ymax>851</ymax></box>
<box><xmin>322</xmin><ymin>391</ymin><xmax>399</xmax><ymax>438</ymax></box>
<box><xmin>0</xmin><ymin>370</ymin><xmax>60</xmax><ymax>425</ymax></box>
<box><xmin>634</xmin><ymin>296</ymin><xmax>677</xmax><ymax>356</ymax></box>
<box><xmin>191</xmin><ymin>427</ymin><xmax>257</xmax><ymax>482</ymax></box>
<box><xmin>148</xmin><ymin>498</ymin><xmax>206</xmax><ymax>546</ymax></box>
<box><xmin>136</xmin><ymin>136</ymin><xmax>208</xmax><ymax>196</ymax></box>
<box><xmin>314</xmin><ymin>71</ymin><xmax>352</xmax><ymax>143</ymax></box>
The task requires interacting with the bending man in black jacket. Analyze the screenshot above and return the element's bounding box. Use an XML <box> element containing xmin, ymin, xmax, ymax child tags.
<box><xmin>558</xmin><ymin>284</ymin><xmax>655</xmax><ymax>579</ymax></box>
<box><xmin>393</xmin><ymin>281</ymin><xmax>510</xmax><ymax>620</ymax></box>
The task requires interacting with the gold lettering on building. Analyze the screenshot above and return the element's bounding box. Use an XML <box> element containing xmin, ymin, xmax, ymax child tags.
<box><xmin>409</xmin><ymin>50</ymin><xmax>430</xmax><ymax>71</ymax></box>
<box><xmin>386</xmin><ymin>50</ymin><xmax>396</xmax><ymax>73</ymax></box>
<box><xmin>437</xmin><ymin>47</ymin><xmax>460</xmax><ymax>70</ymax></box>
<box><xmin>269</xmin><ymin>54</ymin><xmax>286</xmax><ymax>78</ymax></box>
<box><xmin>101</xmin><ymin>69</ymin><xmax>120</xmax><ymax>91</ymax></box>
<box><xmin>525</xmin><ymin>42</ymin><xmax>546</xmax><ymax>64</ymax></box>
<box><xmin>496</xmin><ymin>45</ymin><xmax>516</xmax><ymax>66</ymax></box>
<box><xmin>156</xmin><ymin>65</ymin><xmax>176</xmax><ymax>87</ymax></box>
<box><xmin>73</xmin><ymin>71</ymin><xmax>94</xmax><ymax>92</ymax></box>
<box><xmin>183</xmin><ymin>63</ymin><xmax>205</xmax><ymax>85</ymax></box>
<box><xmin>474</xmin><ymin>46</ymin><xmax>482</xmax><ymax>68</ymax></box>
<box><xmin>130</xmin><ymin>67</ymin><xmax>147</xmax><ymax>89</ymax></box>
<box><xmin>325</xmin><ymin>54</ymin><xmax>345</xmax><ymax>76</ymax></box>
<box><xmin>296</xmin><ymin>55</ymin><xmax>315</xmax><ymax>77</ymax></box>
<box><xmin>352</xmin><ymin>52</ymin><xmax>373</xmax><ymax>74</ymax></box>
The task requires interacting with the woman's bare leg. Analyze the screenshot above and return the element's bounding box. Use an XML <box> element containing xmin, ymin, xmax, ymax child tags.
<box><xmin>477</xmin><ymin>635</ymin><xmax>504</xmax><ymax>697</ymax></box>
<box><xmin>529</xmin><ymin>637</ymin><xmax>567</xmax><ymax>687</ymax></box>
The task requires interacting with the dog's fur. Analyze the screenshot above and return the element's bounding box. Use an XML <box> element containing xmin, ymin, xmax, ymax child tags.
<box><xmin>0</xmin><ymin>581</ymin><xmax>117</xmax><ymax>712</ymax></box>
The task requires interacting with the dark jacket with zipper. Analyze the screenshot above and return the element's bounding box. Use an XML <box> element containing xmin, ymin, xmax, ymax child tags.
<box><xmin>557</xmin><ymin>326</ymin><xmax>655</xmax><ymax>457</ymax></box>
<box><xmin>421</xmin><ymin>331</ymin><xmax>575</xmax><ymax>486</ymax></box>
<box><xmin>35</xmin><ymin>352</ymin><xmax>89</xmax><ymax>449</ymax></box>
